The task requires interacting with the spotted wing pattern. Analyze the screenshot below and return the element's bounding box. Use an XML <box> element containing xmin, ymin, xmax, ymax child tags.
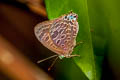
<box><xmin>34</xmin><ymin>20</ymin><xmax>65</xmax><ymax>55</ymax></box>
<box><xmin>50</xmin><ymin>15</ymin><xmax>79</xmax><ymax>56</ymax></box>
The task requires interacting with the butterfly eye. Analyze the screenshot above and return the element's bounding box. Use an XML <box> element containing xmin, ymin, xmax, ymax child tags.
<box><xmin>64</xmin><ymin>16</ymin><xmax>67</xmax><ymax>19</ymax></box>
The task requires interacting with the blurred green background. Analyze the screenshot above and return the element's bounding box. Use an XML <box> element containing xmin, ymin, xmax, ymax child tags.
<box><xmin>0</xmin><ymin>0</ymin><xmax>120</xmax><ymax>80</ymax></box>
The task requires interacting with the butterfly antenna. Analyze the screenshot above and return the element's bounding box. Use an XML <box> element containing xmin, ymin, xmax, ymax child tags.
<box><xmin>37</xmin><ymin>55</ymin><xmax>58</xmax><ymax>63</ymax></box>
<box><xmin>48</xmin><ymin>56</ymin><xmax>59</xmax><ymax>71</ymax></box>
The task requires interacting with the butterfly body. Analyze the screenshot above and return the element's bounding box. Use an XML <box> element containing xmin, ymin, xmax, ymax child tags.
<box><xmin>34</xmin><ymin>11</ymin><xmax>79</xmax><ymax>58</ymax></box>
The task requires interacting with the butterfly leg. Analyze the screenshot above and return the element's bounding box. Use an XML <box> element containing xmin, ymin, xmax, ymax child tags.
<box><xmin>67</xmin><ymin>54</ymin><xmax>80</xmax><ymax>58</ymax></box>
<box><xmin>37</xmin><ymin>55</ymin><xmax>58</xmax><ymax>63</ymax></box>
<box><xmin>75</xmin><ymin>41</ymin><xmax>83</xmax><ymax>48</ymax></box>
<box><xmin>48</xmin><ymin>56</ymin><xmax>59</xmax><ymax>71</ymax></box>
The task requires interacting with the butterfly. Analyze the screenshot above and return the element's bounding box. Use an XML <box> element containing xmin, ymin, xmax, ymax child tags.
<box><xmin>34</xmin><ymin>11</ymin><xmax>80</xmax><ymax>70</ymax></box>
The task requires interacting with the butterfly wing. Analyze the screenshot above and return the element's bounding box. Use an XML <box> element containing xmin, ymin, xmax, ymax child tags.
<box><xmin>34</xmin><ymin>20</ymin><xmax>65</xmax><ymax>55</ymax></box>
<box><xmin>34</xmin><ymin>12</ymin><xmax>79</xmax><ymax>57</ymax></box>
<box><xmin>49</xmin><ymin>16</ymin><xmax>79</xmax><ymax>56</ymax></box>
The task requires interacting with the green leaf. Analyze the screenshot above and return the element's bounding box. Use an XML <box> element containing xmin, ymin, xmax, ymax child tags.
<box><xmin>86</xmin><ymin>0</ymin><xmax>110</xmax><ymax>79</ymax></box>
<box><xmin>45</xmin><ymin>0</ymin><xmax>96</xmax><ymax>80</ymax></box>
<box><xmin>44</xmin><ymin>0</ymin><xmax>120</xmax><ymax>79</ymax></box>
<box><xmin>87</xmin><ymin>0</ymin><xmax>120</xmax><ymax>78</ymax></box>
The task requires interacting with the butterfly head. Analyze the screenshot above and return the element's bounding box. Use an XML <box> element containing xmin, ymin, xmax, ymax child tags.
<box><xmin>64</xmin><ymin>11</ymin><xmax>78</xmax><ymax>22</ymax></box>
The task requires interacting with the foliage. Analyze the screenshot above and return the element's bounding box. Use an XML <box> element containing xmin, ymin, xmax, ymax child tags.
<box><xmin>45</xmin><ymin>0</ymin><xmax>120</xmax><ymax>80</ymax></box>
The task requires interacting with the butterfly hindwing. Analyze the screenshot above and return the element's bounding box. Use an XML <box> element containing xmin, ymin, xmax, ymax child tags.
<box><xmin>34</xmin><ymin>20</ymin><xmax>66</xmax><ymax>55</ymax></box>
